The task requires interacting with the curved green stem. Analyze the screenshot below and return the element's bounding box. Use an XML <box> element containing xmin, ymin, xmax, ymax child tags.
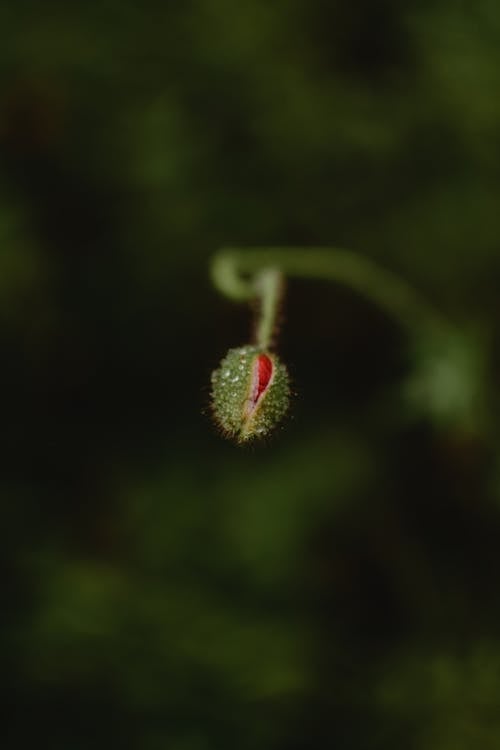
<box><xmin>211</xmin><ymin>247</ymin><xmax>452</xmax><ymax>339</ymax></box>
<box><xmin>253</xmin><ymin>268</ymin><xmax>283</xmax><ymax>349</ymax></box>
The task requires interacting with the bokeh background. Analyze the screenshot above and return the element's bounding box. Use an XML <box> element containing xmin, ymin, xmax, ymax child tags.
<box><xmin>2</xmin><ymin>1</ymin><xmax>500</xmax><ymax>747</ymax></box>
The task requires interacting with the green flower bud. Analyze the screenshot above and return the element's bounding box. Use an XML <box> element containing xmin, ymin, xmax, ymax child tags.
<box><xmin>211</xmin><ymin>345</ymin><xmax>290</xmax><ymax>443</ymax></box>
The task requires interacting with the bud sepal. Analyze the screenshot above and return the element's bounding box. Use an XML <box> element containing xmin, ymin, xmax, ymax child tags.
<box><xmin>211</xmin><ymin>345</ymin><xmax>290</xmax><ymax>443</ymax></box>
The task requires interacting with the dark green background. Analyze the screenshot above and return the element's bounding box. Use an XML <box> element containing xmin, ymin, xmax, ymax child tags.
<box><xmin>2</xmin><ymin>1</ymin><xmax>500</xmax><ymax>747</ymax></box>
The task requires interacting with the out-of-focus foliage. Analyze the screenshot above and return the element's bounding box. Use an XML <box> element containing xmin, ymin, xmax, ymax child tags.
<box><xmin>2</xmin><ymin>1</ymin><xmax>500</xmax><ymax>748</ymax></box>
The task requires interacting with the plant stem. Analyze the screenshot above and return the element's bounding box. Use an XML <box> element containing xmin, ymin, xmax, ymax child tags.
<box><xmin>254</xmin><ymin>268</ymin><xmax>283</xmax><ymax>349</ymax></box>
<box><xmin>211</xmin><ymin>247</ymin><xmax>452</xmax><ymax>337</ymax></box>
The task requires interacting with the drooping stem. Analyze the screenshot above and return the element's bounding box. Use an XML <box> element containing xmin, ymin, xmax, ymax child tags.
<box><xmin>211</xmin><ymin>252</ymin><xmax>285</xmax><ymax>350</ymax></box>
<box><xmin>253</xmin><ymin>268</ymin><xmax>283</xmax><ymax>349</ymax></box>
<box><xmin>211</xmin><ymin>247</ymin><xmax>453</xmax><ymax>339</ymax></box>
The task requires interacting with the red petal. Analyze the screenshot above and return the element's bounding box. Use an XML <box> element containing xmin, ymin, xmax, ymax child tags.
<box><xmin>256</xmin><ymin>354</ymin><xmax>273</xmax><ymax>400</ymax></box>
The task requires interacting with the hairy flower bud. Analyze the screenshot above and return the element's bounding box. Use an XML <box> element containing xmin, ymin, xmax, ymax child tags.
<box><xmin>211</xmin><ymin>345</ymin><xmax>290</xmax><ymax>443</ymax></box>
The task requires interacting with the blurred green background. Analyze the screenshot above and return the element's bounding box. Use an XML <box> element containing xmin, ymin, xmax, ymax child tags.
<box><xmin>2</xmin><ymin>1</ymin><xmax>500</xmax><ymax>747</ymax></box>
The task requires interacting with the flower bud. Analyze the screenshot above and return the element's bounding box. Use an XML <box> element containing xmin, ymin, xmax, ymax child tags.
<box><xmin>211</xmin><ymin>345</ymin><xmax>290</xmax><ymax>443</ymax></box>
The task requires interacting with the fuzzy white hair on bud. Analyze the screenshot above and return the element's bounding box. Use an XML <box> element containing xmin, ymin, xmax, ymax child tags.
<box><xmin>211</xmin><ymin>345</ymin><xmax>290</xmax><ymax>443</ymax></box>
